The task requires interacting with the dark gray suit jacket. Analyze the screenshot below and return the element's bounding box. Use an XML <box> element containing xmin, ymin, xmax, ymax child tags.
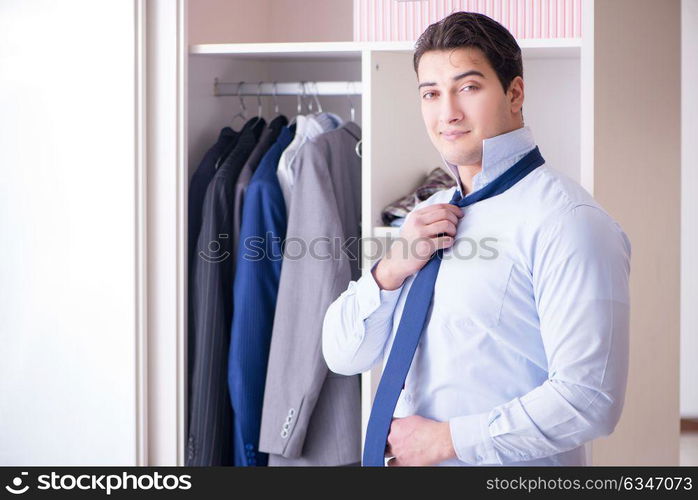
<box><xmin>259</xmin><ymin>121</ymin><xmax>363</xmax><ymax>465</ymax></box>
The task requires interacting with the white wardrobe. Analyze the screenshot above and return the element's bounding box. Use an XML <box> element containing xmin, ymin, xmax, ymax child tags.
<box><xmin>0</xmin><ymin>0</ymin><xmax>681</xmax><ymax>466</ymax></box>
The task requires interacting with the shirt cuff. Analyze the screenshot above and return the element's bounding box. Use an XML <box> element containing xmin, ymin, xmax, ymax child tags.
<box><xmin>354</xmin><ymin>259</ymin><xmax>404</xmax><ymax>319</ymax></box>
<box><xmin>449</xmin><ymin>411</ymin><xmax>500</xmax><ymax>465</ymax></box>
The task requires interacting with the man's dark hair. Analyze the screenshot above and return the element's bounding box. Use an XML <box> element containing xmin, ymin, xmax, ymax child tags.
<box><xmin>413</xmin><ymin>12</ymin><xmax>523</xmax><ymax>95</ymax></box>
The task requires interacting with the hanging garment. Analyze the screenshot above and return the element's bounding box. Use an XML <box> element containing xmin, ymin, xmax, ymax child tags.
<box><xmin>187</xmin><ymin>118</ymin><xmax>265</xmax><ymax>466</ymax></box>
<box><xmin>381</xmin><ymin>166</ymin><xmax>456</xmax><ymax>227</ymax></box>
<box><xmin>276</xmin><ymin>112</ymin><xmax>342</xmax><ymax>214</ymax></box>
<box><xmin>228</xmin><ymin>123</ymin><xmax>296</xmax><ymax>467</ymax></box>
<box><xmin>215</xmin><ymin>116</ymin><xmax>258</xmax><ymax>168</ymax></box>
<box><xmin>259</xmin><ymin>121</ymin><xmax>362</xmax><ymax>466</ymax></box>
<box><xmin>232</xmin><ymin>114</ymin><xmax>288</xmax><ymax>267</ymax></box>
<box><xmin>188</xmin><ymin>127</ymin><xmax>238</xmax><ymax>264</ymax></box>
<box><xmin>187</xmin><ymin>126</ymin><xmax>238</xmax><ymax>402</ymax></box>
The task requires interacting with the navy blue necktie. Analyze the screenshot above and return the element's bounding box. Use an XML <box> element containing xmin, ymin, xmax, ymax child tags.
<box><xmin>362</xmin><ymin>146</ymin><xmax>545</xmax><ymax>466</ymax></box>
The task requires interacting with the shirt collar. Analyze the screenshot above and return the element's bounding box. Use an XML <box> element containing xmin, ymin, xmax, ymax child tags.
<box><xmin>289</xmin><ymin>113</ymin><xmax>340</xmax><ymax>142</ymax></box>
<box><xmin>439</xmin><ymin>125</ymin><xmax>537</xmax><ymax>195</ymax></box>
<box><xmin>311</xmin><ymin>111</ymin><xmax>343</xmax><ymax>131</ymax></box>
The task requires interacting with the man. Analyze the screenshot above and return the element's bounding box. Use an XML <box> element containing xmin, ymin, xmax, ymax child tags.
<box><xmin>322</xmin><ymin>12</ymin><xmax>631</xmax><ymax>466</ymax></box>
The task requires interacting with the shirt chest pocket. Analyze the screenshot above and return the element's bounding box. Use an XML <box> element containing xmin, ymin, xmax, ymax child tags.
<box><xmin>432</xmin><ymin>251</ymin><xmax>515</xmax><ymax>330</ymax></box>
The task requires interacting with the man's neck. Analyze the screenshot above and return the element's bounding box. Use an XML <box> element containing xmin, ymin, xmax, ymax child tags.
<box><xmin>457</xmin><ymin>164</ymin><xmax>482</xmax><ymax>195</ymax></box>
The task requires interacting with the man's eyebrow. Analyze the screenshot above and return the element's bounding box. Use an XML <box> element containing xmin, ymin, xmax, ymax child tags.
<box><xmin>417</xmin><ymin>70</ymin><xmax>486</xmax><ymax>89</ymax></box>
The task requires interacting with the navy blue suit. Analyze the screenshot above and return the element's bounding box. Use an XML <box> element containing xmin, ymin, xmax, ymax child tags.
<box><xmin>228</xmin><ymin>124</ymin><xmax>295</xmax><ymax>466</ymax></box>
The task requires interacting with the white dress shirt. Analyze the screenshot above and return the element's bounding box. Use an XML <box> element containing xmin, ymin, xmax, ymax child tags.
<box><xmin>322</xmin><ymin>125</ymin><xmax>632</xmax><ymax>466</ymax></box>
<box><xmin>277</xmin><ymin>112</ymin><xmax>342</xmax><ymax>213</ymax></box>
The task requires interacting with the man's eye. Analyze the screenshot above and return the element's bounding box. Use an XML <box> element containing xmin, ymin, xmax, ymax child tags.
<box><xmin>422</xmin><ymin>91</ymin><xmax>436</xmax><ymax>99</ymax></box>
<box><xmin>461</xmin><ymin>85</ymin><xmax>478</xmax><ymax>92</ymax></box>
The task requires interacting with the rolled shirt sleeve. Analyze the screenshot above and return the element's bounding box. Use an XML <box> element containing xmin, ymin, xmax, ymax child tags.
<box><xmin>449</xmin><ymin>203</ymin><xmax>631</xmax><ymax>464</ymax></box>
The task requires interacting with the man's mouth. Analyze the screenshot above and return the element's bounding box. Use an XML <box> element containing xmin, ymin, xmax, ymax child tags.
<box><xmin>441</xmin><ymin>130</ymin><xmax>470</xmax><ymax>141</ymax></box>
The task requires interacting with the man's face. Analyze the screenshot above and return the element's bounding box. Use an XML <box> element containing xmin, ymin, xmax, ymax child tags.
<box><xmin>417</xmin><ymin>47</ymin><xmax>523</xmax><ymax>167</ymax></box>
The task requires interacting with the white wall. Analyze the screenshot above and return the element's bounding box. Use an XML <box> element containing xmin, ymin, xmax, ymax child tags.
<box><xmin>681</xmin><ymin>0</ymin><xmax>698</xmax><ymax>418</ymax></box>
<box><xmin>0</xmin><ymin>0</ymin><xmax>141</xmax><ymax>465</ymax></box>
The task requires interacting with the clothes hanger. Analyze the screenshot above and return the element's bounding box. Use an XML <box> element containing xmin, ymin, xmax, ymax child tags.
<box><xmin>245</xmin><ymin>81</ymin><xmax>264</xmax><ymax>129</ymax></box>
<box><xmin>289</xmin><ymin>82</ymin><xmax>304</xmax><ymax>126</ymax></box>
<box><xmin>347</xmin><ymin>82</ymin><xmax>361</xmax><ymax>158</ymax></box>
<box><xmin>289</xmin><ymin>81</ymin><xmax>312</xmax><ymax>125</ymax></box>
<box><xmin>346</xmin><ymin>81</ymin><xmax>356</xmax><ymax>123</ymax></box>
<box><xmin>230</xmin><ymin>81</ymin><xmax>247</xmax><ymax>129</ymax></box>
<box><xmin>300</xmin><ymin>81</ymin><xmax>313</xmax><ymax>114</ymax></box>
<box><xmin>215</xmin><ymin>82</ymin><xmax>248</xmax><ymax>169</ymax></box>
<box><xmin>311</xmin><ymin>80</ymin><xmax>345</xmax><ymax>128</ymax></box>
<box><xmin>311</xmin><ymin>81</ymin><xmax>323</xmax><ymax>114</ymax></box>
<box><xmin>272</xmin><ymin>81</ymin><xmax>280</xmax><ymax>116</ymax></box>
<box><xmin>304</xmin><ymin>81</ymin><xmax>322</xmax><ymax>118</ymax></box>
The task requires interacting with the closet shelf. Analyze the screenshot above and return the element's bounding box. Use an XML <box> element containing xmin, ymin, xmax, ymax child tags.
<box><xmin>190</xmin><ymin>38</ymin><xmax>581</xmax><ymax>59</ymax></box>
<box><xmin>190</xmin><ymin>41</ymin><xmax>365</xmax><ymax>59</ymax></box>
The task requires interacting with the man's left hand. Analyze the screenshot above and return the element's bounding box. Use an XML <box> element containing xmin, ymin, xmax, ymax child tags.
<box><xmin>384</xmin><ymin>415</ymin><xmax>457</xmax><ymax>466</ymax></box>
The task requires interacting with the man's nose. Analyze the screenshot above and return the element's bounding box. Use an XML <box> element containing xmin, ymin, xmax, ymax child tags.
<box><xmin>439</xmin><ymin>92</ymin><xmax>464</xmax><ymax>124</ymax></box>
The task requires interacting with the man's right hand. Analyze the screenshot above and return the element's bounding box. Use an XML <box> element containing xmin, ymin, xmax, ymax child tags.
<box><xmin>373</xmin><ymin>203</ymin><xmax>464</xmax><ymax>290</ymax></box>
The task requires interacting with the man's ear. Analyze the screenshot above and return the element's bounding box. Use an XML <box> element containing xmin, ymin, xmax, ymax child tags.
<box><xmin>507</xmin><ymin>76</ymin><xmax>524</xmax><ymax>114</ymax></box>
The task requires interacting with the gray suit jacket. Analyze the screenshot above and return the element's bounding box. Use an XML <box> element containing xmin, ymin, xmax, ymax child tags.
<box><xmin>259</xmin><ymin>121</ymin><xmax>362</xmax><ymax>465</ymax></box>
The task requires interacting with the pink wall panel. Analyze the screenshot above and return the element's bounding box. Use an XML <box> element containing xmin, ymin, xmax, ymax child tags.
<box><xmin>353</xmin><ymin>0</ymin><xmax>582</xmax><ymax>41</ymax></box>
